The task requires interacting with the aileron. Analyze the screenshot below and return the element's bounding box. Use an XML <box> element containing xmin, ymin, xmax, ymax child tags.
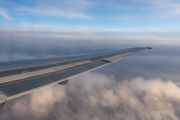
<box><xmin>102</xmin><ymin>52</ymin><xmax>132</xmax><ymax>63</ymax></box>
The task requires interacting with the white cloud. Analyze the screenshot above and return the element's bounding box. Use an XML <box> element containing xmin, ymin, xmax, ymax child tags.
<box><xmin>0</xmin><ymin>25</ymin><xmax>180</xmax><ymax>46</ymax></box>
<box><xmin>23</xmin><ymin>8</ymin><xmax>91</xmax><ymax>19</ymax></box>
<box><xmin>0</xmin><ymin>7</ymin><xmax>12</xmax><ymax>20</ymax></box>
<box><xmin>105</xmin><ymin>0</ymin><xmax>180</xmax><ymax>17</ymax></box>
<box><xmin>142</xmin><ymin>0</ymin><xmax>180</xmax><ymax>15</ymax></box>
<box><xmin>18</xmin><ymin>0</ymin><xmax>93</xmax><ymax>18</ymax></box>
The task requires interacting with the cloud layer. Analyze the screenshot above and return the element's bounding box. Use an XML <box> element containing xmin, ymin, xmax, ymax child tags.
<box><xmin>1</xmin><ymin>73</ymin><xmax>180</xmax><ymax>120</ymax></box>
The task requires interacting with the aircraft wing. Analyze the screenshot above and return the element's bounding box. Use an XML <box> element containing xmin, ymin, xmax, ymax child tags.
<box><xmin>0</xmin><ymin>47</ymin><xmax>151</xmax><ymax>109</ymax></box>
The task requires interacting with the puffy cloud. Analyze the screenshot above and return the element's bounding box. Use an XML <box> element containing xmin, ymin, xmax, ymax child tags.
<box><xmin>1</xmin><ymin>73</ymin><xmax>180</xmax><ymax>120</ymax></box>
<box><xmin>11</xmin><ymin>86</ymin><xmax>66</xmax><ymax>119</ymax></box>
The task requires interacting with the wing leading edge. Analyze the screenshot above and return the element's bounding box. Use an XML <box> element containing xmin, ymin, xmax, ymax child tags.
<box><xmin>0</xmin><ymin>47</ymin><xmax>152</xmax><ymax>109</ymax></box>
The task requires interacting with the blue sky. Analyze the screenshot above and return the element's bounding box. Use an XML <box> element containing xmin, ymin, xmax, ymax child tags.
<box><xmin>1</xmin><ymin>0</ymin><xmax>180</xmax><ymax>45</ymax></box>
<box><xmin>1</xmin><ymin>0</ymin><xmax>180</xmax><ymax>31</ymax></box>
